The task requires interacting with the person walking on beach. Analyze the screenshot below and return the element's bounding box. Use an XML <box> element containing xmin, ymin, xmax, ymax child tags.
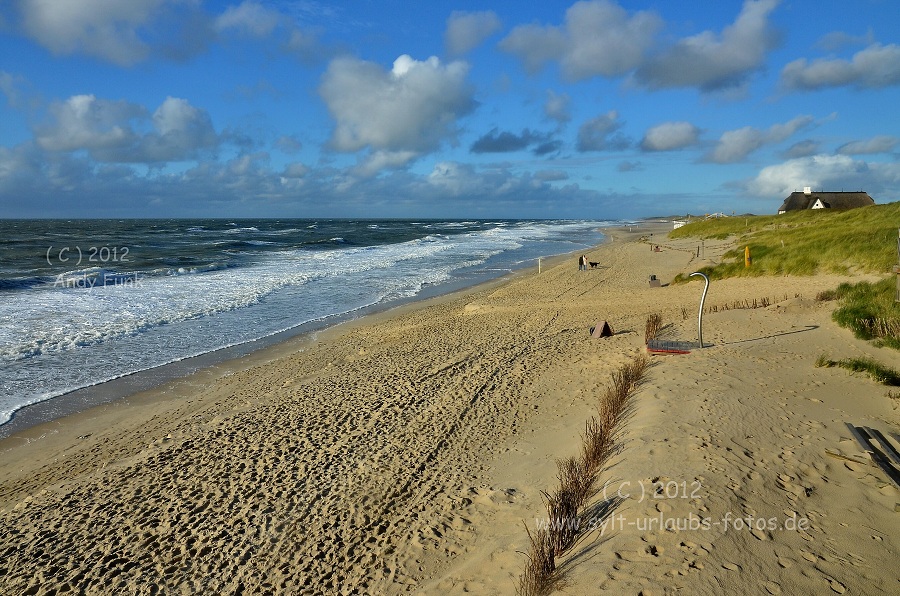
<box><xmin>579</xmin><ymin>254</ymin><xmax>587</xmax><ymax>271</ymax></box>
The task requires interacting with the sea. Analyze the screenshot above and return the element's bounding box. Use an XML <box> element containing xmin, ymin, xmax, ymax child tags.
<box><xmin>0</xmin><ymin>219</ymin><xmax>614</xmax><ymax>429</ymax></box>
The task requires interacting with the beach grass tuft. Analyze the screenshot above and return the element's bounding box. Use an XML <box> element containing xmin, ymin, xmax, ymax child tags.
<box><xmin>517</xmin><ymin>525</ymin><xmax>564</xmax><ymax>596</ymax></box>
<box><xmin>517</xmin><ymin>354</ymin><xmax>649</xmax><ymax>595</ymax></box>
<box><xmin>815</xmin><ymin>354</ymin><xmax>900</xmax><ymax>386</ymax></box>
<box><xmin>829</xmin><ymin>277</ymin><xmax>900</xmax><ymax>350</ymax></box>
<box><xmin>645</xmin><ymin>313</ymin><xmax>664</xmax><ymax>344</ymax></box>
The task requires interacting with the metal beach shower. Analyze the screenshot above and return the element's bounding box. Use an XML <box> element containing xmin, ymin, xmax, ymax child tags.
<box><xmin>689</xmin><ymin>272</ymin><xmax>710</xmax><ymax>348</ymax></box>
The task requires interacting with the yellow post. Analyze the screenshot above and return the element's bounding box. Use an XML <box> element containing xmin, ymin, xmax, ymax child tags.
<box><xmin>745</xmin><ymin>246</ymin><xmax>751</xmax><ymax>268</ymax></box>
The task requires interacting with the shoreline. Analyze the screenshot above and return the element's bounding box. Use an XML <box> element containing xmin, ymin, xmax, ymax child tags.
<box><xmin>3</xmin><ymin>220</ymin><xmax>896</xmax><ymax>594</ymax></box>
<box><xmin>0</xmin><ymin>226</ymin><xmax>610</xmax><ymax>439</ymax></box>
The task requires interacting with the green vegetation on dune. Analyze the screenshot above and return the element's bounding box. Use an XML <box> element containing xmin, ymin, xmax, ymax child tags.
<box><xmin>670</xmin><ymin>203</ymin><xmax>900</xmax><ymax>281</ymax></box>
<box><xmin>815</xmin><ymin>354</ymin><xmax>900</xmax><ymax>386</ymax></box>
<box><xmin>670</xmin><ymin>202</ymin><xmax>900</xmax><ymax>351</ymax></box>
<box><xmin>828</xmin><ymin>278</ymin><xmax>900</xmax><ymax>350</ymax></box>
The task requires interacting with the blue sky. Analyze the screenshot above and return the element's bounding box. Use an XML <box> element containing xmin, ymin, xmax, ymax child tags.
<box><xmin>1</xmin><ymin>0</ymin><xmax>898</xmax><ymax>219</ymax></box>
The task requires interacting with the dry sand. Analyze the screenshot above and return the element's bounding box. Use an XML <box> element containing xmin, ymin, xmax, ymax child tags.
<box><xmin>1</xmin><ymin>223</ymin><xmax>898</xmax><ymax>595</ymax></box>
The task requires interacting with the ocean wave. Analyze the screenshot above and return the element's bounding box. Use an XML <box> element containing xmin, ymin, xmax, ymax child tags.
<box><xmin>0</xmin><ymin>220</ymin><xmax>610</xmax><ymax>428</ymax></box>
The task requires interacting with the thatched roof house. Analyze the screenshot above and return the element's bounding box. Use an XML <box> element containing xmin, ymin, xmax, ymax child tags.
<box><xmin>778</xmin><ymin>188</ymin><xmax>874</xmax><ymax>214</ymax></box>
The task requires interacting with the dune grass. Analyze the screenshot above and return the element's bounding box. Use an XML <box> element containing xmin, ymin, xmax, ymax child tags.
<box><xmin>644</xmin><ymin>313</ymin><xmax>664</xmax><ymax>344</ymax></box>
<box><xmin>517</xmin><ymin>354</ymin><xmax>648</xmax><ymax>596</ymax></box>
<box><xmin>670</xmin><ymin>202</ymin><xmax>900</xmax><ymax>282</ymax></box>
<box><xmin>828</xmin><ymin>277</ymin><xmax>900</xmax><ymax>350</ymax></box>
<box><xmin>815</xmin><ymin>354</ymin><xmax>900</xmax><ymax>386</ymax></box>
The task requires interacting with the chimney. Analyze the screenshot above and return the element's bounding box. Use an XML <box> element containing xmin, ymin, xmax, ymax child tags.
<box><xmin>803</xmin><ymin>186</ymin><xmax>812</xmax><ymax>195</ymax></box>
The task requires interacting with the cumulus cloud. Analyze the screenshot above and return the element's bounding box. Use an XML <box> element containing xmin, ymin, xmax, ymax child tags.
<box><xmin>36</xmin><ymin>95</ymin><xmax>144</xmax><ymax>152</ymax></box>
<box><xmin>635</xmin><ymin>0</ymin><xmax>780</xmax><ymax>91</ymax></box>
<box><xmin>444</xmin><ymin>10</ymin><xmax>501</xmax><ymax>56</ymax></box>
<box><xmin>141</xmin><ymin>97</ymin><xmax>219</xmax><ymax>161</ymax></box>
<box><xmin>274</xmin><ymin>135</ymin><xmax>303</xmax><ymax>154</ymax></box>
<box><xmin>470</xmin><ymin>128</ymin><xmax>552</xmax><ymax>154</ymax></box>
<box><xmin>35</xmin><ymin>94</ymin><xmax>219</xmax><ymax>163</ymax></box>
<box><xmin>534</xmin><ymin>140</ymin><xmax>563</xmax><ymax>156</ymax></box>
<box><xmin>214</xmin><ymin>1</ymin><xmax>324</xmax><ymax>62</ymax></box>
<box><xmin>0</xmin><ymin>143</ymin><xmax>44</xmax><ymax>191</ymax></box>
<box><xmin>499</xmin><ymin>0</ymin><xmax>662</xmax><ymax>81</ymax></box>
<box><xmin>836</xmin><ymin>135</ymin><xmax>898</xmax><ymax>155</ymax></box>
<box><xmin>815</xmin><ymin>30</ymin><xmax>875</xmax><ymax>52</ymax></box>
<box><xmin>640</xmin><ymin>122</ymin><xmax>701</xmax><ymax>152</ymax></box>
<box><xmin>214</xmin><ymin>1</ymin><xmax>280</xmax><ymax>37</ymax></box>
<box><xmin>426</xmin><ymin>160</ymin><xmax>561</xmax><ymax>199</ymax></box>
<box><xmin>544</xmin><ymin>90</ymin><xmax>571</xmax><ymax>125</ymax></box>
<box><xmin>14</xmin><ymin>0</ymin><xmax>323</xmax><ymax>66</ymax></box>
<box><xmin>576</xmin><ymin>111</ymin><xmax>630</xmax><ymax>152</ymax></box>
<box><xmin>746</xmin><ymin>154</ymin><xmax>900</xmax><ymax>197</ymax></box>
<box><xmin>281</xmin><ymin>162</ymin><xmax>309</xmax><ymax>178</ymax></box>
<box><xmin>781</xmin><ymin>43</ymin><xmax>900</xmax><ymax>90</ymax></box>
<box><xmin>319</xmin><ymin>55</ymin><xmax>476</xmax><ymax>168</ymax></box>
<box><xmin>283</xmin><ymin>28</ymin><xmax>322</xmax><ymax>62</ymax></box>
<box><xmin>781</xmin><ymin>139</ymin><xmax>820</xmax><ymax>159</ymax></box>
<box><xmin>706</xmin><ymin>115</ymin><xmax>813</xmax><ymax>163</ymax></box>
<box><xmin>534</xmin><ymin>169</ymin><xmax>568</xmax><ymax>182</ymax></box>
<box><xmin>0</xmin><ymin>70</ymin><xmax>29</xmax><ymax>109</ymax></box>
<box><xmin>17</xmin><ymin>0</ymin><xmax>206</xmax><ymax>66</ymax></box>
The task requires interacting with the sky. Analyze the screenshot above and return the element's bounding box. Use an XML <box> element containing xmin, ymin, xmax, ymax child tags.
<box><xmin>0</xmin><ymin>0</ymin><xmax>899</xmax><ymax>219</ymax></box>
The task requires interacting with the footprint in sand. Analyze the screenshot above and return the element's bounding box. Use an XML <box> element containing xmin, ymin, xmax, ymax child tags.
<box><xmin>827</xmin><ymin>577</ymin><xmax>847</xmax><ymax>594</ymax></box>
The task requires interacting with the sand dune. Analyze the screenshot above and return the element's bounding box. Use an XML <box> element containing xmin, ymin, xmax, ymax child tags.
<box><xmin>1</xmin><ymin>223</ymin><xmax>897</xmax><ymax>594</ymax></box>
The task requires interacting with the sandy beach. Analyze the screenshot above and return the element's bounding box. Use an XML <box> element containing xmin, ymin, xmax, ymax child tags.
<box><xmin>1</xmin><ymin>222</ymin><xmax>898</xmax><ymax>595</ymax></box>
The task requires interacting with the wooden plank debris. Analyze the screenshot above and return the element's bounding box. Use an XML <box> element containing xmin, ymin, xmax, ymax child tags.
<box><xmin>846</xmin><ymin>423</ymin><xmax>900</xmax><ymax>489</ymax></box>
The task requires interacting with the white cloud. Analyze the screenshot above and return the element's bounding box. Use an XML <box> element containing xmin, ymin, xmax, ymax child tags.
<box><xmin>319</xmin><ymin>55</ymin><xmax>476</xmax><ymax>167</ymax></box>
<box><xmin>0</xmin><ymin>71</ymin><xmax>27</xmax><ymax>108</ymax></box>
<box><xmin>499</xmin><ymin>0</ymin><xmax>662</xmax><ymax>81</ymax></box>
<box><xmin>281</xmin><ymin>162</ymin><xmax>309</xmax><ymax>178</ymax></box>
<box><xmin>534</xmin><ymin>169</ymin><xmax>568</xmax><ymax>182</ymax></box>
<box><xmin>815</xmin><ymin>30</ymin><xmax>875</xmax><ymax>52</ymax></box>
<box><xmin>214</xmin><ymin>1</ymin><xmax>280</xmax><ymax>37</ymax></box>
<box><xmin>36</xmin><ymin>95</ymin><xmax>144</xmax><ymax>152</ymax></box>
<box><xmin>35</xmin><ymin>94</ymin><xmax>218</xmax><ymax>163</ymax></box>
<box><xmin>635</xmin><ymin>0</ymin><xmax>780</xmax><ymax>91</ymax></box>
<box><xmin>781</xmin><ymin>43</ymin><xmax>900</xmax><ymax>90</ymax></box>
<box><xmin>141</xmin><ymin>96</ymin><xmax>218</xmax><ymax>161</ymax></box>
<box><xmin>544</xmin><ymin>90</ymin><xmax>571</xmax><ymax>125</ymax></box>
<box><xmin>444</xmin><ymin>11</ymin><xmax>501</xmax><ymax>56</ymax></box>
<box><xmin>18</xmin><ymin>0</ymin><xmax>193</xmax><ymax>66</ymax></box>
<box><xmin>747</xmin><ymin>154</ymin><xmax>900</xmax><ymax>197</ymax></box>
<box><xmin>781</xmin><ymin>140</ymin><xmax>819</xmax><ymax>159</ymax></box>
<box><xmin>707</xmin><ymin>115</ymin><xmax>813</xmax><ymax>163</ymax></box>
<box><xmin>576</xmin><ymin>111</ymin><xmax>630</xmax><ymax>152</ymax></box>
<box><xmin>275</xmin><ymin>135</ymin><xmax>303</xmax><ymax>154</ymax></box>
<box><xmin>640</xmin><ymin>121</ymin><xmax>701</xmax><ymax>151</ymax></box>
<box><xmin>284</xmin><ymin>27</ymin><xmax>321</xmax><ymax>62</ymax></box>
<box><xmin>353</xmin><ymin>150</ymin><xmax>419</xmax><ymax>178</ymax></box>
<box><xmin>0</xmin><ymin>144</ymin><xmax>40</xmax><ymax>189</ymax></box>
<box><xmin>836</xmin><ymin>135</ymin><xmax>898</xmax><ymax>155</ymax></box>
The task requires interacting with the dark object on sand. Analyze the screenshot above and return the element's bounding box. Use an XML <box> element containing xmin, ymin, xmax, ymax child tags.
<box><xmin>845</xmin><ymin>423</ymin><xmax>900</xmax><ymax>489</ymax></box>
<box><xmin>590</xmin><ymin>321</ymin><xmax>614</xmax><ymax>338</ymax></box>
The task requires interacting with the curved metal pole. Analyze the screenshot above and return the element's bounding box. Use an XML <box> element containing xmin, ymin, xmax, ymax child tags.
<box><xmin>689</xmin><ymin>272</ymin><xmax>710</xmax><ymax>348</ymax></box>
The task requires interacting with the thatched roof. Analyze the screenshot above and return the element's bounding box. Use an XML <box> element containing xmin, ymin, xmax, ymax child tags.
<box><xmin>778</xmin><ymin>191</ymin><xmax>874</xmax><ymax>213</ymax></box>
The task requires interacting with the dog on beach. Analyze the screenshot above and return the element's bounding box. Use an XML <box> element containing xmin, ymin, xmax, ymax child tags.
<box><xmin>589</xmin><ymin>261</ymin><xmax>600</xmax><ymax>268</ymax></box>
